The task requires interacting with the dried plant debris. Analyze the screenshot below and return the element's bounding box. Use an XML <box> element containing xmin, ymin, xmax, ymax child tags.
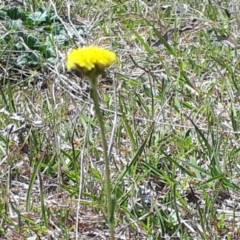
<box><xmin>152</xmin><ymin>2</ymin><xmax>240</xmax><ymax>49</ymax></box>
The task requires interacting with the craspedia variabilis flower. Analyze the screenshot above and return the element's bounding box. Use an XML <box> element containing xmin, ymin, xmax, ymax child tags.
<box><xmin>67</xmin><ymin>46</ymin><xmax>117</xmax><ymax>77</ymax></box>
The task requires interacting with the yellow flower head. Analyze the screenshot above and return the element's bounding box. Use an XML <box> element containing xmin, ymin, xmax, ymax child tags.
<box><xmin>67</xmin><ymin>46</ymin><xmax>117</xmax><ymax>75</ymax></box>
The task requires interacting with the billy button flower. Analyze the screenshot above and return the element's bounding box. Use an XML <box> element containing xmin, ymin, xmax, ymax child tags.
<box><xmin>67</xmin><ymin>46</ymin><xmax>117</xmax><ymax>80</ymax></box>
<box><xmin>67</xmin><ymin>46</ymin><xmax>117</xmax><ymax>240</ymax></box>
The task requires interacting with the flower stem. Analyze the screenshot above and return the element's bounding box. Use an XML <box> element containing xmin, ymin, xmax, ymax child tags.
<box><xmin>90</xmin><ymin>77</ymin><xmax>115</xmax><ymax>240</ymax></box>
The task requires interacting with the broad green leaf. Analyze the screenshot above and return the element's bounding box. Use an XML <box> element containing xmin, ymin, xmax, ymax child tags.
<box><xmin>6</xmin><ymin>7</ymin><xmax>26</xmax><ymax>20</ymax></box>
<box><xmin>26</xmin><ymin>11</ymin><xmax>48</xmax><ymax>25</ymax></box>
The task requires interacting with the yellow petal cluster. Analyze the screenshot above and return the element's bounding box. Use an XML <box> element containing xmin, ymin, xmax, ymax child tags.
<box><xmin>67</xmin><ymin>46</ymin><xmax>117</xmax><ymax>73</ymax></box>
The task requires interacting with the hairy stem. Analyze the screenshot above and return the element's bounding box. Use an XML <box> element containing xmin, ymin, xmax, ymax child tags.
<box><xmin>90</xmin><ymin>77</ymin><xmax>115</xmax><ymax>240</ymax></box>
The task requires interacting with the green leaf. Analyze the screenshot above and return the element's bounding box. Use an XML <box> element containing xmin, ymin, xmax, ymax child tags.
<box><xmin>114</xmin><ymin>122</ymin><xmax>155</xmax><ymax>186</ymax></box>
<box><xmin>25</xmin><ymin>35</ymin><xmax>40</xmax><ymax>48</ymax></box>
<box><xmin>17</xmin><ymin>53</ymin><xmax>41</xmax><ymax>67</ymax></box>
<box><xmin>7</xmin><ymin>19</ymin><xmax>23</xmax><ymax>30</ymax></box>
<box><xmin>143</xmin><ymin>18</ymin><xmax>176</xmax><ymax>56</ymax></box>
<box><xmin>26</xmin><ymin>11</ymin><xmax>48</xmax><ymax>25</ymax></box>
<box><xmin>91</xmin><ymin>168</ymin><xmax>102</xmax><ymax>181</ymax></box>
<box><xmin>0</xmin><ymin>10</ymin><xmax>7</xmax><ymax>20</ymax></box>
<box><xmin>26</xmin><ymin>159</ymin><xmax>43</xmax><ymax>211</ymax></box>
<box><xmin>129</xmin><ymin>27</ymin><xmax>154</xmax><ymax>54</ymax></box>
<box><xmin>6</xmin><ymin>7</ymin><xmax>26</xmax><ymax>20</ymax></box>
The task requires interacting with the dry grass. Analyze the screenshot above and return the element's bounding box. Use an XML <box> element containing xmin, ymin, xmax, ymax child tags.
<box><xmin>1</xmin><ymin>0</ymin><xmax>240</xmax><ymax>239</ymax></box>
